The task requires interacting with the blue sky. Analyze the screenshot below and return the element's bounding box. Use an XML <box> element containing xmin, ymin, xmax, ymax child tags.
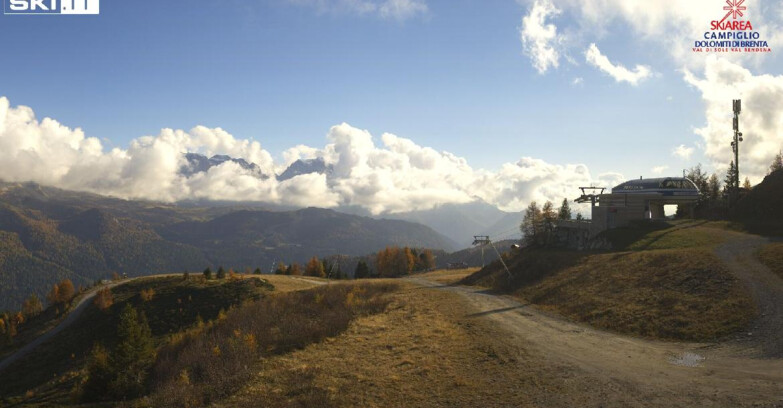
<box><xmin>0</xmin><ymin>0</ymin><xmax>781</xmax><ymax>213</ymax></box>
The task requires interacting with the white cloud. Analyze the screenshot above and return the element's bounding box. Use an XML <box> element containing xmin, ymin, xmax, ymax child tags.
<box><xmin>683</xmin><ymin>56</ymin><xmax>783</xmax><ymax>183</ymax></box>
<box><xmin>0</xmin><ymin>96</ymin><xmax>620</xmax><ymax>214</ymax></box>
<box><xmin>585</xmin><ymin>43</ymin><xmax>653</xmax><ymax>86</ymax></box>
<box><xmin>572</xmin><ymin>77</ymin><xmax>583</xmax><ymax>86</ymax></box>
<box><xmin>672</xmin><ymin>144</ymin><xmax>695</xmax><ymax>160</ymax></box>
<box><xmin>651</xmin><ymin>165</ymin><xmax>669</xmax><ymax>174</ymax></box>
<box><xmin>287</xmin><ymin>0</ymin><xmax>427</xmax><ymax>20</ymax></box>
<box><xmin>378</xmin><ymin>0</ymin><xmax>427</xmax><ymax>20</ymax></box>
<box><xmin>520</xmin><ymin>0</ymin><xmax>562</xmax><ymax>74</ymax></box>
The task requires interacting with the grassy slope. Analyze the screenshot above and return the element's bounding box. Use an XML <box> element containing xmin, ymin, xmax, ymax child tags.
<box><xmin>462</xmin><ymin>221</ymin><xmax>755</xmax><ymax>341</ymax></box>
<box><xmin>215</xmin><ymin>282</ymin><xmax>539</xmax><ymax>408</ymax></box>
<box><xmin>0</xmin><ymin>276</ymin><xmax>271</xmax><ymax>405</ymax></box>
<box><xmin>758</xmin><ymin>243</ymin><xmax>783</xmax><ymax>278</ymax></box>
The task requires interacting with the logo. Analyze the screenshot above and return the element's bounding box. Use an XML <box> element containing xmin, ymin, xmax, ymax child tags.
<box><xmin>4</xmin><ymin>0</ymin><xmax>99</xmax><ymax>15</ymax></box>
<box><xmin>693</xmin><ymin>0</ymin><xmax>771</xmax><ymax>54</ymax></box>
<box><xmin>712</xmin><ymin>0</ymin><xmax>750</xmax><ymax>30</ymax></box>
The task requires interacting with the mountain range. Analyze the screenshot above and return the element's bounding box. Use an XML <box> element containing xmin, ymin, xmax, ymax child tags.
<box><xmin>0</xmin><ymin>182</ymin><xmax>454</xmax><ymax>310</ymax></box>
<box><xmin>181</xmin><ymin>153</ymin><xmax>522</xmax><ymax>246</ymax></box>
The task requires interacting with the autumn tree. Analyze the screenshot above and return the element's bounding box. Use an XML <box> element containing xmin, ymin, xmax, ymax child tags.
<box><xmin>354</xmin><ymin>260</ymin><xmax>370</xmax><ymax>279</ymax></box>
<box><xmin>520</xmin><ymin>201</ymin><xmax>542</xmax><ymax>246</ymax></box>
<box><xmin>742</xmin><ymin>177</ymin><xmax>752</xmax><ymax>190</ymax></box>
<box><xmin>305</xmin><ymin>256</ymin><xmax>326</xmax><ymax>278</ymax></box>
<box><xmin>47</xmin><ymin>279</ymin><xmax>76</xmax><ymax>306</ymax></box>
<box><xmin>139</xmin><ymin>288</ymin><xmax>155</xmax><ymax>302</ymax></box>
<box><xmin>418</xmin><ymin>249</ymin><xmax>436</xmax><ymax>271</ymax></box>
<box><xmin>289</xmin><ymin>263</ymin><xmax>302</xmax><ymax>276</ymax></box>
<box><xmin>557</xmin><ymin>198</ymin><xmax>572</xmax><ymax>220</ymax></box>
<box><xmin>94</xmin><ymin>288</ymin><xmax>113</xmax><ymax>311</ymax></box>
<box><xmin>274</xmin><ymin>262</ymin><xmax>287</xmax><ymax>275</ymax></box>
<box><xmin>22</xmin><ymin>293</ymin><xmax>43</xmax><ymax>318</ymax></box>
<box><xmin>46</xmin><ymin>283</ymin><xmax>60</xmax><ymax>306</ymax></box>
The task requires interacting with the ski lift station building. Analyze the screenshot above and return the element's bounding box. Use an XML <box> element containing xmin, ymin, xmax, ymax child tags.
<box><xmin>574</xmin><ymin>177</ymin><xmax>700</xmax><ymax>236</ymax></box>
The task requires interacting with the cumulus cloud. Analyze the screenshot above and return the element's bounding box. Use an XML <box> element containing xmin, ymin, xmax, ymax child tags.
<box><xmin>0</xmin><ymin>96</ymin><xmax>618</xmax><ymax>214</ymax></box>
<box><xmin>651</xmin><ymin>165</ymin><xmax>669</xmax><ymax>174</ymax></box>
<box><xmin>672</xmin><ymin>144</ymin><xmax>695</xmax><ymax>160</ymax></box>
<box><xmin>287</xmin><ymin>0</ymin><xmax>427</xmax><ymax>20</ymax></box>
<box><xmin>585</xmin><ymin>43</ymin><xmax>653</xmax><ymax>85</ymax></box>
<box><xmin>520</xmin><ymin>0</ymin><xmax>562</xmax><ymax>74</ymax></box>
<box><xmin>683</xmin><ymin>57</ymin><xmax>783</xmax><ymax>183</ymax></box>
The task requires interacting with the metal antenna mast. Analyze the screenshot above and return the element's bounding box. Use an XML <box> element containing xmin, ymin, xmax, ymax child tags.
<box><xmin>731</xmin><ymin>99</ymin><xmax>743</xmax><ymax>205</ymax></box>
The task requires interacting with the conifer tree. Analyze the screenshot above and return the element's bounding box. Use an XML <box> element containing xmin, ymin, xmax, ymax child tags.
<box><xmin>354</xmin><ymin>260</ymin><xmax>370</xmax><ymax>279</ymax></box>
<box><xmin>557</xmin><ymin>198</ymin><xmax>572</xmax><ymax>220</ymax></box>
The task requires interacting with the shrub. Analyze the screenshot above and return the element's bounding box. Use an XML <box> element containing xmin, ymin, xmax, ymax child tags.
<box><xmin>94</xmin><ymin>288</ymin><xmax>113</xmax><ymax>311</ymax></box>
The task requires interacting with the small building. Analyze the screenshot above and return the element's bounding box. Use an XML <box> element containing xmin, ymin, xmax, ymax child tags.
<box><xmin>575</xmin><ymin>177</ymin><xmax>700</xmax><ymax>237</ymax></box>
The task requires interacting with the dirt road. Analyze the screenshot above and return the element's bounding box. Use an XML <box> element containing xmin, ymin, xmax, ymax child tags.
<box><xmin>408</xmin><ymin>273</ymin><xmax>783</xmax><ymax>407</ymax></box>
<box><xmin>0</xmin><ymin>280</ymin><xmax>126</xmax><ymax>374</ymax></box>
<box><xmin>0</xmin><ymin>274</ymin><xmax>322</xmax><ymax>376</ymax></box>
<box><xmin>716</xmin><ymin>234</ymin><xmax>783</xmax><ymax>358</ymax></box>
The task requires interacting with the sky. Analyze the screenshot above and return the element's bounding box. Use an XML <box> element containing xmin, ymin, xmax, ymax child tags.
<box><xmin>0</xmin><ymin>0</ymin><xmax>781</xmax><ymax>214</ymax></box>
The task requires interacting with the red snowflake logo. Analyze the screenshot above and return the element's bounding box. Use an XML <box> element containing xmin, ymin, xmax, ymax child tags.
<box><xmin>720</xmin><ymin>0</ymin><xmax>746</xmax><ymax>23</ymax></box>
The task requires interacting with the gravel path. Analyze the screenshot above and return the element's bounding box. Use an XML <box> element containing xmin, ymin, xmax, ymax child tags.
<box><xmin>0</xmin><ymin>280</ymin><xmax>125</xmax><ymax>374</ymax></box>
<box><xmin>406</xmin><ymin>240</ymin><xmax>783</xmax><ymax>407</ymax></box>
<box><xmin>715</xmin><ymin>234</ymin><xmax>783</xmax><ymax>358</ymax></box>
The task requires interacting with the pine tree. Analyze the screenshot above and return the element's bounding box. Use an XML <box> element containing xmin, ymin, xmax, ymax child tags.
<box><xmin>770</xmin><ymin>151</ymin><xmax>783</xmax><ymax>174</ymax></box>
<box><xmin>541</xmin><ymin>201</ymin><xmax>557</xmax><ymax>245</ymax></box>
<box><xmin>203</xmin><ymin>267</ymin><xmax>213</xmax><ymax>280</ymax></box>
<box><xmin>110</xmin><ymin>305</ymin><xmax>156</xmax><ymax>398</ymax></box>
<box><xmin>557</xmin><ymin>198</ymin><xmax>572</xmax><ymax>220</ymax></box>
<box><xmin>253</xmin><ymin>267</ymin><xmax>262</xmax><ymax>275</ymax></box>
<box><xmin>708</xmin><ymin>173</ymin><xmax>721</xmax><ymax>201</ymax></box>
<box><xmin>724</xmin><ymin>160</ymin><xmax>738</xmax><ymax>194</ymax></box>
<box><xmin>216</xmin><ymin>266</ymin><xmax>226</xmax><ymax>280</ymax></box>
<box><xmin>354</xmin><ymin>260</ymin><xmax>370</xmax><ymax>279</ymax></box>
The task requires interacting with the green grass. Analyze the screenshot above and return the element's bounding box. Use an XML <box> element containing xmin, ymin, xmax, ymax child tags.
<box><xmin>603</xmin><ymin>220</ymin><xmax>730</xmax><ymax>251</ymax></box>
<box><xmin>462</xmin><ymin>221</ymin><xmax>755</xmax><ymax>341</ymax></box>
<box><xmin>758</xmin><ymin>243</ymin><xmax>783</xmax><ymax>279</ymax></box>
<box><xmin>0</xmin><ymin>276</ymin><xmax>272</xmax><ymax>406</ymax></box>
<box><xmin>519</xmin><ymin>248</ymin><xmax>754</xmax><ymax>341</ymax></box>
